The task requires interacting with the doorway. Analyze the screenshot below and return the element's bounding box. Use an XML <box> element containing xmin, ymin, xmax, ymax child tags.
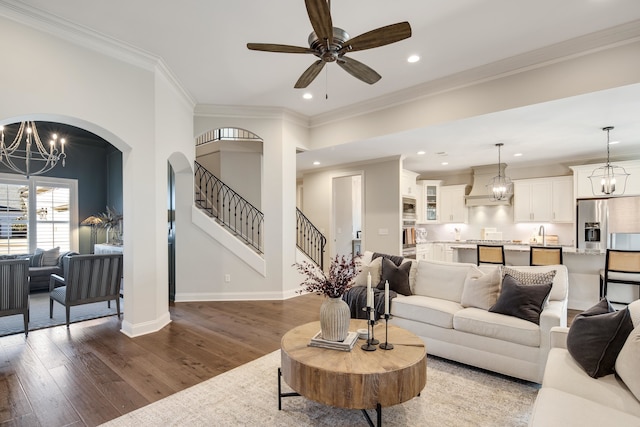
<box><xmin>331</xmin><ymin>174</ymin><xmax>363</xmax><ymax>259</ymax></box>
<box><xmin>167</xmin><ymin>162</ymin><xmax>176</xmax><ymax>302</ymax></box>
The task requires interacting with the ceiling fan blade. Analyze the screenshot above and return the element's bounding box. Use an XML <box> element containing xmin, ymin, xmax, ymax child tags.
<box><xmin>294</xmin><ymin>60</ymin><xmax>326</xmax><ymax>88</ymax></box>
<box><xmin>337</xmin><ymin>56</ymin><xmax>381</xmax><ymax>85</ymax></box>
<box><xmin>341</xmin><ymin>22</ymin><xmax>412</xmax><ymax>53</ymax></box>
<box><xmin>247</xmin><ymin>43</ymin><xmax>314</xmax><ymax>54</ymax></box>
<box><xmin>305</xmin><ymin>0</ymin><xmax>333</xmax><ymax>42</ymax></box>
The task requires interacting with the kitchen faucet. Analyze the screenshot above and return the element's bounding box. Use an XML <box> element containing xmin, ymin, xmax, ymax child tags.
<box><xmin>538</xmin><ymin>225</ymin><xmax>545</xmax><ymax>246</ymax></box>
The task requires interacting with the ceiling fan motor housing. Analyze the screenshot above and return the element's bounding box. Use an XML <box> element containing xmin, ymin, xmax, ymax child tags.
<box><xmin>308</xmin><ymin>27</ymin><xmax>349</xmax><ymax>62</ymax></box>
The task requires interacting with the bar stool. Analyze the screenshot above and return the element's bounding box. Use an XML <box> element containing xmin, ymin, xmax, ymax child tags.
<box><xmin>476</xmin><ymin>245</ymin><xmax>505</xmax><ymax>266</ymax></box>
<box><xmin>600</xmin><ymin>249</ymin><xmax>640</xmax><ymax>304</ymax></box>
<box><xmin>529</xmin><ymin>246</ymin><xmax>563</xmax><ymax>266</ymax></box>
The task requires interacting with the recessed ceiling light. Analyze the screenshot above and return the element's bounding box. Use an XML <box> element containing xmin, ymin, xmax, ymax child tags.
<box><xmin>417</xmin><ymin>151</ymin><xmax>426</xmax><ymax>155</ymax></box>
<box><xmin>407</xmin><ymin>55</ymin><xmax>420</xmax><ymax>63</ymax></box>
<box><xmin>609</xmin><ymin>140</ymin><xmax>620</xmax><ymax>145</ymax></box>
<box><xmin>303</xmin><ymin>93</ymin><xmax>313</xmax><ymax>100</ymax></box>
<box><xmin>514</xmin><ymin>153</ymin><xmax>523</xmax><ymax>157</ymax></box>
<box><xmin>441</xmin><ymin>162</ymin><xmax>449</xmax><ymax>166</ymax></box>
<box><xmin>313</xmin><ymin>161</ymin><xmax>320</xmax><ymax>166</ymax></box>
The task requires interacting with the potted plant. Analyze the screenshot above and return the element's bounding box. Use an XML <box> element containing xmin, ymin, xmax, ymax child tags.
<box><xmin>294</xmin><ymin>254</ymin><xmax>360</xmax><ymax>341</ymax></box>
<box><xmin>96</xmin><ymin>206</ymin><xmax>123</xmax><ymax>245</ymax></box>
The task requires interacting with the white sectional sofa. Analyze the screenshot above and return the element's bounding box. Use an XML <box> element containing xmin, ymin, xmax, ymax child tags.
<box><xmin>356</xmin><ymin>251</ymin><xmax>568</xmax><ymax>384</ymax></box>
<box><xmin>529</xmin><ymin>308</ymin><xmax>640</xmax><ymax>426</ymax></box>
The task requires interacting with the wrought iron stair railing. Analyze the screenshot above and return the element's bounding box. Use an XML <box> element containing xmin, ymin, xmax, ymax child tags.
<box><xmin>194</xmin><ymin>161</ymin><xmax>263</xmax><ymax>253</ymax></box>
<box><xmin>296</xmin><ymin>208</ymin><xmax>327</xmax><ymax>269</ymax></box>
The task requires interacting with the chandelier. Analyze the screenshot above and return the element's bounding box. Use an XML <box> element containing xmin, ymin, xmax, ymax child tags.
<box><xmin>486</xmin><ymin>143</ymin><xmax>513</xmax><ymax>201</ymax></box>
<box><xmin>588</xmin><ymin>126</ymin><xmax>629</xmax><ymax>196</ymax></box>
<box><xmin>0</xmin><ymin>121</ymin><xmax>67</xmax><ymax>177</ymax></box>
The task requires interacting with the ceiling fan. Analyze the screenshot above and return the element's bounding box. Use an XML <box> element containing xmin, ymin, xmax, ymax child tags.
<box><xmin>246</xmin><ymin>0</ymin><xmax>412</xmax><ymax>88</ymax></box>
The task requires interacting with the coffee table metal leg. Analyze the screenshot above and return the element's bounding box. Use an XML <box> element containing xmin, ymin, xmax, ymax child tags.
<box><xmin>277</xmin><ymin>367</ymin><xmax>300</xmax><ymax>410</ymax></box>
<box><xmin>361</xmin><ymin>403</ymin><xmax>382</xmax><ymax>427</ymax></box>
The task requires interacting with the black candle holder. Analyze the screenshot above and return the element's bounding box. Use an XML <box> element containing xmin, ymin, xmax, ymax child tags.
<box><xmin>361</xmin><ymin>307</ymin><xmax>377</xmax><ymax>351</ymax></box>
<box><xmin>379</xmin><ymin>313</ymin><xmax>394</xmax><ymax>350</ymax></box>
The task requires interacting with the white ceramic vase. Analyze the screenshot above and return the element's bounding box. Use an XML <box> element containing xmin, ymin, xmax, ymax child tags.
<box><xmin>319</xmin><ymin>296</ymin><xmax>351</xmax><ymax>341</ymax></box>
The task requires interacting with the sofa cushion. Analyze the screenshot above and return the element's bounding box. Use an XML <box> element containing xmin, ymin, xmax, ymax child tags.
<box><xmin>461</xmin><ymin>266</ymin><xmax>500</xmax><ymax>310</ymax></box>
<box><xmin>567</xmin><ymin>299</ymin><xmax>634</xmax><ymax>378</ymax></box>
<box><xmin>354</xmin><ymin>255</ymin><xmax>382</xmax><ymax>287</ymax></box>
<box><xmin>453</xmin><ymin>307</ymin><xmax>541</xmax><ymax>347</ymax></box>
<box><xmin>529</xmin><ymin>387</ymin><xmax>640</xmax><ymax>427</ymax></box>
<box><xmin>616</xmin><ymin>324</ymin><xmax>640</xmax><ymax>403</ymax></box>
<box><xmin>542</xmin><ymin>347</ymin><xmax>640</xmax><ymax>418</ymax></box>
<box><xmin>413</xmin><ymin>260</ymin><xmax>474</xmax><ymax>302</ymax></box>
<box><xmin>377</xmin><ymin>257</ymin><xmax>412</xmax><ymax>296</ymax></box>
<box><xmin>30</xmin><ymin>248</ymin><xmax>44</xmax><ymax>267</ymax></box>
<box><xmin>489</xmin><ymin>274</ymin><xmax>552</xmax><ymax>324</ymax></box>
<box><xmin>390</xmin><ymin>295</ymin><xmax>462</xmax><ymax>329</ymax></box>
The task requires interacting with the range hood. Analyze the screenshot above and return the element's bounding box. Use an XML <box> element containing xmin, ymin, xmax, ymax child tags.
<box><xmin>465</xmin><ymin>164</ymin><xmax>513</xmax><ymax>207</ymax></box>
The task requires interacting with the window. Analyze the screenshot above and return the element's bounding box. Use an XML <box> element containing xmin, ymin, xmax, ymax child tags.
<box><xmin>0</xmin><ymin>173</ymin><xmax>78</xmax><ymax>255</ymax></box>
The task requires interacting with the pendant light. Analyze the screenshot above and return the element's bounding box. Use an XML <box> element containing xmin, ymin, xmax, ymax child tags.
<box><xmin>486</xmin><ymin>143</ymin><xmax>513</xmax><ymax>201</ymax></box>
<box><xmin>588</xmin><ymin>126</ymin><xmax>629</xmax><ymax>196</ymax></box>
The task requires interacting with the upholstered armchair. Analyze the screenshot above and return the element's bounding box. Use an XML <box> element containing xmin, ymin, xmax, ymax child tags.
<box><xmin>49</xmin><ymin>254</ymin><xmax>123</xmax><ymax>327</ymax></box>
<box><xmin>0</xmin><ymin>259</ymin><xmax>30</xmax><ymax>336</ymax></box>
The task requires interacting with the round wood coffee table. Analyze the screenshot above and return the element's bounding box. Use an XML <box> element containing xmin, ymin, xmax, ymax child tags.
<box><xmin>279</xmin><ymin>319</ymin><xmax>426</xmax><ymax>425</ymax></box>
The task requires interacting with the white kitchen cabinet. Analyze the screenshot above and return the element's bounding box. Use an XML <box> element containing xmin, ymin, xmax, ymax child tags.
<box><xmin>401</xmin><ymin>169</ymin><xmax>420</xmax><ymax>197</ymax></box>
<box><xmin>514</xmin><ymin>179</ymin><xmax>553</xmax><ymax>222</ymax></box>
<box><xmin>571</xmin><ymin>160</ymin><xmax>640</xmax><ymax>199</ymax></box>
<box><xmin>418</xmin><ymin>180</ymin><xmax>441</xmax><ymax>223</ymax></box>
<box><xmin>440</xmin><ymin>185</ymin><xmax>469</xmax><ymax>223</ymax></box>
<box><xmin>430</xmin><ymin>243</ymin><xmax>455</xmax><ymax>262</ymax></box>
<box><xmin>416</xmin><ymin>243</ymin><xmax>432</xmax><ymax>261</ymax></box>
<box><xmin>551</xmin><ymin>176</ymin><xmax>574</xmax><ymax>222</ymax></box>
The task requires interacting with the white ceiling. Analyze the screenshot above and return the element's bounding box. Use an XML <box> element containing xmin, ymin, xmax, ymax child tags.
<box><xmin>6</xmin><ymin>0</ymin><xmax>640</xmax><ymax>175</ymax></box>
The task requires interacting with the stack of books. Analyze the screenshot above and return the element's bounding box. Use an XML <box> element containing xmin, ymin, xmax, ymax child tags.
<box><xmin>308</xmin><ymin>331</ymin><xmax>359</xmax><ymax>351</ymax></box>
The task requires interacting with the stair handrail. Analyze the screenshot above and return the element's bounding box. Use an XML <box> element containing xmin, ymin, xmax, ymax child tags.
<box><xmin>296</xmin><ymin>208</ymin><xmax>326</xmax><ymax>269</ymax></box>
<box><xmin>194</xmin><ymin>161</ymin><xmax>263</xmax><ymax>253</ymax></box>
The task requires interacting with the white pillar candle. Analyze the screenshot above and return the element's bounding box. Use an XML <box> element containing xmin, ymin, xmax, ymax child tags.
<box><xmin>370</xmin><ymin>301</ymin><xmax>375</xmax><ymax>321</ymax></box>
<box><xmin>384</xmin><ymin>280</ymin><xmax>390</xmax><ymax>315</ymax></box>
<box><xmin>366</xmin><ymin>272</ymin><xmax>372</xmax><ymax>307</ymax></box>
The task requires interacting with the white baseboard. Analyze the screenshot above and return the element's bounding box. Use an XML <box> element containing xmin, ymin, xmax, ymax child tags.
<box><xmin>175</xmin><ymin>288</ymin><xmax>300</xmax><ymax>302</ymax></box>
<box><xmin>120</xmin><ymin>311</ymin><xmax>172</xmax><ymax>337</ymax></box>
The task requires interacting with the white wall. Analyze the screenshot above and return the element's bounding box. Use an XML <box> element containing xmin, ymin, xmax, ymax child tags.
<box><xmin>302</xmin><ymin>158</ymin><xmax>402</xmax><ymax>261</ymax></box>
<box><xmin>0</xmin><ymin>13</ymin><xmax>195</xmax><ymax>336</ymax></box>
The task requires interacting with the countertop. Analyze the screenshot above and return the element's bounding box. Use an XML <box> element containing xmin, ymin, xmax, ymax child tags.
<box><xmin>417</xmin><ymin>241</ymin><xmax>604</xmax><ymax>255</ymax></box>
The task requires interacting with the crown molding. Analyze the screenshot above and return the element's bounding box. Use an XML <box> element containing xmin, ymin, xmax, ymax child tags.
<box><xmin>0</xmin><ymin>0</ymin><xmax>196</xmax><ymax>108</ymax></box>
<box><xmin>309</xmin><ymin>19</ymin><xmax>640</xmax><ymax>128</ymax></box>
<box><xmin>194</xmin><ymin>104</ymin><xmax>309</xmax><ymax>127</ymax></box>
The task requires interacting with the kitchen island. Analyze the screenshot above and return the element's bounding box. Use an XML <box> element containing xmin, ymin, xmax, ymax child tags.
<box><xmin>449</xmin><ymin>243</ymin><xmax>635</xmax><ymax>310</ymax></box>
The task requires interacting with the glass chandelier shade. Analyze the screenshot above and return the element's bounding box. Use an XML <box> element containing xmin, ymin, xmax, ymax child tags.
<box><xmin>487</xmin><ymin>143</ymin><xmax>513</xmax><ymax>201</ymax></box>
<box><xmin>588</xmin><ymin>126</ymin><xmax>629</xmax><ymax>196</ymax></box>
<box><xmin>0</xmin><ymin>121</ymin><xmax>67</xmax><ymax>177</ymax></box>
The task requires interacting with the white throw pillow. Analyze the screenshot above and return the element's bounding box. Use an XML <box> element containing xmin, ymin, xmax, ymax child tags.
<box><xmin>40</xmin><ymin>247</ymin><xmax>60</xmax><ymax>267</ymax></box>
<box><xmin>354</xmin><ymin>256</ymin><xmax>382</xmax><ymax>286</ymax></box>
<box><xmin>401</xmin><ymin>258</ymin><xmax>418</xmax><ymax>293</ymax></box>
<box><xmin>461</xmin><ymin>266</ymin><xmax>501</xmax><ymax>310</ymax></box>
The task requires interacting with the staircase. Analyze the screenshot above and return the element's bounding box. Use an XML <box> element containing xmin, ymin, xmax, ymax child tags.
<box><xmin>194</xmin><ymin>161</ymin><xmax>264</xmax><ymax>253</ymax></box>
<box><xmin>194</xmin><ymin>161</ymin><xmax>326</xmax><ymax>267</ymax></box>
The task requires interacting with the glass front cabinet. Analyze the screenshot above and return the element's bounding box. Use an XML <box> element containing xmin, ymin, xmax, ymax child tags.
<box><xmin>419</xmin><ymin>180</ymin><xmax>441</xmax><ymax>223</ymax></box>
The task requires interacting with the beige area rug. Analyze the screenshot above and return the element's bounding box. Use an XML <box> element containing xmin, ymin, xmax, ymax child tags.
<box><xmin>101</xmin><ymin>350</ymin><xmax>539</xmax><ymax>426</ymax></box>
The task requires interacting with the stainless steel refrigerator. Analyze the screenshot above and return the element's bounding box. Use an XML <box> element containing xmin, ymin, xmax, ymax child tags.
<box><xmin>576</xmin><ymin>198</ymin><xmax>608</xmax><ymax>251</ymax></box>
<box><xmin>577</xmin><ymin>197</ymin><xmax>640</xmax><ymax>251</ymax></box>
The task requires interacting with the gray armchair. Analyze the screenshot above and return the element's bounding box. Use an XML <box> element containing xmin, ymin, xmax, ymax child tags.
<box><xmin>49</xmin><ymin>254</ymin><xmax>123</xmax><ymax>327</ymax></box>
<box><xmin>0</xmin><ymin>259</ymin><xmax>30</xmax><ymax>336</ymax></box>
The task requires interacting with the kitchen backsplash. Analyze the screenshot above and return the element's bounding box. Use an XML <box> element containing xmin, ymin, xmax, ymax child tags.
<box><xmin>417</xmin><ymin>205</ymin><xmax>575</xmax><ymax>245</ymax></box>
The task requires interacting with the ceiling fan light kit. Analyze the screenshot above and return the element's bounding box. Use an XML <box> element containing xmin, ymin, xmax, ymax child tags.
<box><xmin>247</xmin><ymin>0</ymin><xmax>411</xmax><ymax>88</ymax></box>
<box><xmin>588</xmin><ymin>126</ymin><xmax>629</xmax><ymax>196</ymax></box>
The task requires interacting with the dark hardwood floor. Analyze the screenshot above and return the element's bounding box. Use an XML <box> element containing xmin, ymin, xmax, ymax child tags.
<box><xmin>0</xmin><ymin>293</ymin><xmax>324</xmax><ymax>427</ymax></box>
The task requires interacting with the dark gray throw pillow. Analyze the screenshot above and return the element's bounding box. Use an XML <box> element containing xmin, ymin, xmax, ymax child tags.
<box><xmin>488</xmin><ymin>274</ymin><xmax>552</xmax><ymax>324</ymax></box>
<box><xmin>376</xmin><ymin>257</ymin><xmax>412</xmax><ymax>296</ymax></box>
<box><xmin>566</xmin><ymin>298</ymin><xmax>634</xmax><ymax>378</ymax></box>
